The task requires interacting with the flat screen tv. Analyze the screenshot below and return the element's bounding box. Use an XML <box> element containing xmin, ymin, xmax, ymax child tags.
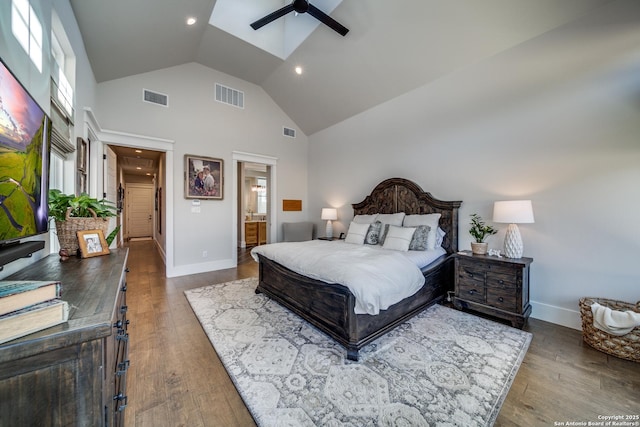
<box><xmin>0</xmin><ymin>58</ymin><xmax>51</xmax><ymax>245</ymax></box>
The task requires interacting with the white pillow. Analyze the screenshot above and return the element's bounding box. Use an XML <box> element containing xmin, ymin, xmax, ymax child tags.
<box><xmin>382</xmin><ymin>225</ymin><xmax>416</xmax><ymax>251</ymax></box>
<box><xmin>403</xmin><ymin>214</ymin><xmax>441</xmax><ymax>250</ymax></box>
<box><xmin>344</xmin><ymin>221</ymin><xmax>370</xmax><ymax>245</ymax></box>
<box><xmin>353</xmin><ymin>214</ymin><xmax>379</xmax><ymax>224</ymax></box>
<box><xmin>377</xmin><ymin>213</ymin><xmax>405</xmax><ymax>227</ymax></box>
<box><xmin>436</xmin><ymin>227</ymin><xmax>446</xmax><ymax>248</ymax></box>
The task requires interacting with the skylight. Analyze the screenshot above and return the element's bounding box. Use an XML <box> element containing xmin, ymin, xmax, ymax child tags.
<box><xmin>209</xmin><ymin>0</ymin><xmax>343</xmax><ymax>60</ymax></box>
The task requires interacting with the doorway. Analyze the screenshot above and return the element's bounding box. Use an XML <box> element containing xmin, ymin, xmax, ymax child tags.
<box><xmin>240</xmin><ymin>162</ymin><xmax>270</xmax><ymax>248</ymax></box>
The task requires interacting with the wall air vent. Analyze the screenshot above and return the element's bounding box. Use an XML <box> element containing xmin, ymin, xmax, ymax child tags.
<box><xmin>283</xmin><ymin>127</ymin><xmax>296</xmax><ymax>138</ymax></box>
<box><xmin>215</xmin><ymin>83</ymin><xmax>244</xmax><ymax>109</ymax></box>
<box><xmin>143</xmin><ymin>89</ymin><xmax>169</xmax><ymax>107</ymax></box>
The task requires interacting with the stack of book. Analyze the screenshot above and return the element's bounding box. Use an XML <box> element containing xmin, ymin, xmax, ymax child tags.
<box><xmin>0</xmin><ymin>280</ymin><xmax>69</xmax><ymax>345</ymax></box>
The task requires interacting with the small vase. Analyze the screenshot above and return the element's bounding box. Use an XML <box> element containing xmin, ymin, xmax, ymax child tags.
<box><xmin>470</xmin><ymin>242</ymin><xmax>488</xmax><ymax>255</ymax></box>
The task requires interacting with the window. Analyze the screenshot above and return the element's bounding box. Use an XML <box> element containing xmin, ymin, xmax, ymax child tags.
<box><xmin>51</xmin><ymin>32</ymin><xmax>74</xmax><ymax>116</ymax></box>
<box><xmin>11</xmin><ymin>0</ymin><xmax>43</xmax><ymax>72</ymax></box>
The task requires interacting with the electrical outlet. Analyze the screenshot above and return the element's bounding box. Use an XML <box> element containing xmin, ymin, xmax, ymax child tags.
<box><xmin>202</xmin><ymin>250</ymin><xmax>208</xmax><ymax>258</ymax></box>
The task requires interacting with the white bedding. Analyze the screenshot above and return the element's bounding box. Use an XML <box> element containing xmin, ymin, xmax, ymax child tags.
<box><xmin>251</xmin><ymin>240</ymin><xmax>431</xmax><ymax>315</ymax></box>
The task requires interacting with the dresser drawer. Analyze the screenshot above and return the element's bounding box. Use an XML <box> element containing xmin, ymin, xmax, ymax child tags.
<box><xmin>486</xmin><ymin>287</ymin><xmax>517</xmax><ymax>311</ymax></box>
<box><xmin>457</xmin><ymin>281</ymin><xmax>485</xmax><ymax>304</ymax></box>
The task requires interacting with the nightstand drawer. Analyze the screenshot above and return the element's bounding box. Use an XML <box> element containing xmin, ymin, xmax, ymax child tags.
<box><xmin>457</xmin><ymin>282</ymin><xmax>485</xmax><ymax>304</ymax></box>
<box><xmin>486</xmin><ymin>287</ymin><xmax>517</xmax><ymax>311</ymax></box>
<box><xmin>486</xmin><ymin>270</ymin><xmax>517</xmax><ymax>289</ymax></box>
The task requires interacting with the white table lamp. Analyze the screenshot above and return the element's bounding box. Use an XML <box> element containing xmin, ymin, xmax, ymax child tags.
<box><xmin>492</xmin><ymin>200</ymin><xmax>534</xmax><ymax>258</ymax></box>
<box><xmin>321</xmin><ymin>208</ymin><xmax>338</xmax><ymax>239</ymax></box>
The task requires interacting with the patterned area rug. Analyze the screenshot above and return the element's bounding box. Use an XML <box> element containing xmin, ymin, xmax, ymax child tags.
<box><xmin>185</xmin><ymin>278</ymin><xmax>532</xmax><ymax>427</ymax></box>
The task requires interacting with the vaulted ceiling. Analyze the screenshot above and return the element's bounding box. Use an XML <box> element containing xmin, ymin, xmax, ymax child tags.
<box><xmin>70</xmin><ymin>0</ymin><xmax>615</xmax><ymax>136</ymax></box>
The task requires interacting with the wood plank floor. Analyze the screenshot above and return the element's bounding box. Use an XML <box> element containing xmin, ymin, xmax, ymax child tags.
<box><xmin>125</xmin><ymin>241</ymin><xmax>640</xmax><ymax>426</ymax></box>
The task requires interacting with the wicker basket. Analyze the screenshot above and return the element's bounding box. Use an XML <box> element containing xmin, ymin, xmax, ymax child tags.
<box><xmin>579</xmin><ymin>297</ymin><xmax>640</xmax><ymax>362</ymax></box>
<box><xmin>54</xmin><ymin>207</ymin><xmax>110</xmax><ymax>254</ymax></box>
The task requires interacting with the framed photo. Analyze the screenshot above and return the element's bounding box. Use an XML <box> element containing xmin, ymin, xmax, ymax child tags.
<box><xmin>77</xmin><ymin>229</ymin><xmax>110</xmax><ymax>258</ymax></box>
<box><xmin>184</xmin><ymin>154</ymin><xmax>223</xmax><ymax>200</ymax></box>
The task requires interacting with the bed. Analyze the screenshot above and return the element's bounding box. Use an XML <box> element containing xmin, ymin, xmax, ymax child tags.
<box><xmin>254</xmin><ymin>177</ymin><xmax>462</xmax><ymax>360</ymax></box>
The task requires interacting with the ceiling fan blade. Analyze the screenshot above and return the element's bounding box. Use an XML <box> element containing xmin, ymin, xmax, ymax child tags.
<box><xmin>307</xmin><ymin>4</ymin><xmax>349</xmax><ymax>36</ymax></box>
<box><xmin>250</xmin><ymin>4</ymin><xmax>295</xmax><ymax>30</ymax></box>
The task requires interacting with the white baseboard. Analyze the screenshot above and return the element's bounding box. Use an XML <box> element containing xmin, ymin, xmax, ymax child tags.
<box><xmin>530</xmin><ymin>300</ymin><xmax>582</xmax><ymax>330</ymax></box>
<box><xmin>168</xmin><ymin>258</ymin><xmax>235</xmax><ymax>278</ymax></box>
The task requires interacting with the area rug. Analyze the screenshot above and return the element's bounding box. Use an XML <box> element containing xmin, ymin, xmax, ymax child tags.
<box><xmin>185</xmin><ymin>278</ymin><xmax>532</xmax><ymax>427</ymax></box>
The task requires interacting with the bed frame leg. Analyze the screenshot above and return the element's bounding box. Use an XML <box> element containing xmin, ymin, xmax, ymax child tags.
<box><xmin>346</xmin><ymin>348</ymin><xmax>359</xmax><ymax>361</ymax></box>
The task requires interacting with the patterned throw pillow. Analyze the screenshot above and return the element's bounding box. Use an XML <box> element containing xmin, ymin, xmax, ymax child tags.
<box><xmin>364</xmin><ymin>221</ymin><xmax>383</xmax><ymax>245</ymax></box>
<box><xmin>408</xmin><ymin>225</ymin><xmax>431</xmax><ymax>251</ymax></box>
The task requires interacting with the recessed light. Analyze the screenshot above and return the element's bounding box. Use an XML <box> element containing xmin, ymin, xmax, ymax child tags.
<box><xmin>135</xmin><ymin>149</ymin><xmax>142</xmax><ymax>153</ymax></box>
<box><xmin>136</xmin><ymin>167</ymin><xmax>142</xmax><ymax>170</ymax></box>
<box><xmin>294</xmin><ymin>66</ymin><xmax>303</xmax><ymax>75</ymax></box>
<box><xmin>187</xmin><ymin>17</ymin><xmax>197</xmax><ymax>26</ymax></box>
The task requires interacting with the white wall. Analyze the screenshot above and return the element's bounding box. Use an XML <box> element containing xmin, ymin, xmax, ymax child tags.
<box><xmin>0</xmin><ymin>0</ymin><xmax>98</xmax><ymax>278</ymax></box>
<box><xmin>307</xmin><ymin>0</ymin><xmax>640</xmax><ymax>329</ymax></box>
<box><xmin>94</xmin><ymin>63</ymin><xmax>309</xmax><ymax>275</ymax></box>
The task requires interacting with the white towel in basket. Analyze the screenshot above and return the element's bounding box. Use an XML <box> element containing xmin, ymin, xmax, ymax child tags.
<box><xmin>591</xmin><ymin>302</ymin><xmax>640</xmax><ymax>336</ymax></box>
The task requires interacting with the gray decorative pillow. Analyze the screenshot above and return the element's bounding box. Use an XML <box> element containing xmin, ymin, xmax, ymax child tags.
<box><xmin>378</xmin><ymin>224</ymin><xmax>390</xmax><ymax>245</ymax></box>
<box><xmin>408</xmin><ymin>225</ymin><xmax>431</xmax><ymax>251</ymax></box>
<box><xmin>365</xmin><ymin>221</ymin><xmax>383</xmax><ymax>245</ymax></box>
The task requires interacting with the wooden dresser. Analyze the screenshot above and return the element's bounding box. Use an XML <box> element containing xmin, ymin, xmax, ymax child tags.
<box><xmin>453</xmin><ymin>251</ymin><xmax>532</xmax><ymax>328</ymax></box>
<box><xmin>0</xmin><ymin>248</ymin><xmax>130</xmax><ymax>426</ymax></box>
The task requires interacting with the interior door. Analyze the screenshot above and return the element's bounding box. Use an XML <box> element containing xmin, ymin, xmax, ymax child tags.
<box><xmin>126</xmin><ymin>184</ymin><xmax>154</xmax><ymax>239</ymax></box>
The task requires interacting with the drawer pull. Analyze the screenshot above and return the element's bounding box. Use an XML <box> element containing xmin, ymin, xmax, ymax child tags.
<box><xmin>113</xmin><ymin>320</ymin><xmax>123</xmax><ymax>329</ymax></box>
<box><xmin>468</xmin><ymin>289</ymin><xmax>478</xmax><ymax>295</ymax></box>
<box><xmin>498</xmin><ymin>297</ymin><xmax>504</xmax><ymax>303</ymax></box>
<box><xmin>498</xmin><ymin>280</ymin><xmax>504</xmax><ymax>284</ymax></box>
<box><xmin>113</xmin><ymin>393</ymin><xmax>128</xmax><ymax>412</ymax></box>
<box><xmin>117</xmin><ymin>360</ymin><xmax>130</xmax><ymax>375</ymax></box>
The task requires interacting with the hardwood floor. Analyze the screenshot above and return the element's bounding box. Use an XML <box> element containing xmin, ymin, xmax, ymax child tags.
<box><xmin>125</xmin><ymin>241</ymin><xmax>640</xmax><ymax>426</ymax></box>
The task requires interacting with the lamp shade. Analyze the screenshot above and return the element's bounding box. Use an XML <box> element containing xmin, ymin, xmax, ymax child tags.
<box><xmin>321</xmin><ymin>208</ymin><xmax>338</xmax><ymax>221</ymax></box>
<box><xmin>493</xmin><ymin>200</ymin><xmax>534</xmax><ymax>224</ymax></box>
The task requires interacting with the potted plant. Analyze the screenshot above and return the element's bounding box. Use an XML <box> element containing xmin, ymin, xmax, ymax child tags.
<box><xmin>49</xmin><ymin>190</ymin><xmax>118</xmax><ymax>258</ymax></box>
<box><xmin>469</xmin><ymin>213</ymin><xmax>497</xmax><ymax>255</ymax></box>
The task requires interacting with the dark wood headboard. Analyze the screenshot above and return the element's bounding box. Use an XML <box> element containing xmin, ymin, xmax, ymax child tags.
<box><xmin>352</xmin><ymin>178</ymin><xmax>462</xmax><ymax>254</ymax></box>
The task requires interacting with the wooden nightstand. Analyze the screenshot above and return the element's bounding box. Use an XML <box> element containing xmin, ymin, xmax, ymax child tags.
<box><xmin>453</xmin><ymin>251</ymin><xmax>532</xmax><ymax>328</ymax></box>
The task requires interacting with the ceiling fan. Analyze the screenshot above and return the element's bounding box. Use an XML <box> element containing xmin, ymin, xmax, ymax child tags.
<box><xmin>250</xmin><ymin>0</ymin><xmax>349</xmax><ymax>36</ymax></box>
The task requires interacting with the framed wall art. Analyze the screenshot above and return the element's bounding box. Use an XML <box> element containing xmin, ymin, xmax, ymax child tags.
<box><xmin>77</xmin><ymin>137</ymin><xmax>88</xmax><ymax>194</ymax></box>
<box><xmin>184</xmin><ymin>154</ymin><xmax>223</xmax><ymax>200</ymax></box>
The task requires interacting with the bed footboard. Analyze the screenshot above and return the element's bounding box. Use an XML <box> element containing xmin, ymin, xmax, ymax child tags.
<box><xmin>256</xmin><ymin>253</ymin><xmax>453</xmax><ymax>361</ymax></box>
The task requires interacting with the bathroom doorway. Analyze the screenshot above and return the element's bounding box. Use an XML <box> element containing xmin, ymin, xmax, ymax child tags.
<box><xmin>240</xmin><ymin>162</ymin><xmax>270</xmax><ymax>248</ymax></box>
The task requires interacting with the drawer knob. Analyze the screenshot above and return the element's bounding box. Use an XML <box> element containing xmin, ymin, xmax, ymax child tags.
<box><xmin>120</xmin><ymin>305</ymin><xmax>128</xmax><ymax>314</ymax></box>
<box><xmin>468</xmin><ymin>289</ymin><xmax>477</xmax><ymax>295</ymax></box>
<box><xmin>498</xmin><ymin>280</ymin><xmax>504</xmax><ymax>284</ymax></box>
<box><xmin>121</xmin><ymin>283</ymin><xmax>127</xmax><ymax>292</ymax></box>
<box><xmin>498</xmin><ymin>297</ymin><xmax>504</xmax><ymax>303</ymax></box>
<box><xmin>113</xmin><ymin>320</ymin><xmax>123</xmax><ymax>329</ymax></box>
